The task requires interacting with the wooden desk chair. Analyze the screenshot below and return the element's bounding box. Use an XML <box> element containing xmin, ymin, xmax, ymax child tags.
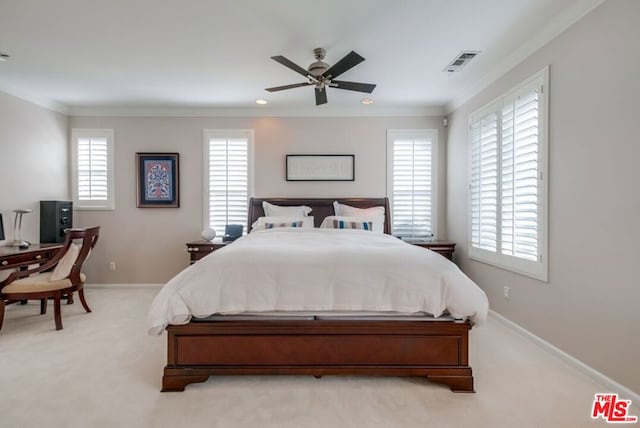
<box><xmin>0</xmin><ymin>227</ymin><xmax>100</xmax><ymax>331</ymax></box>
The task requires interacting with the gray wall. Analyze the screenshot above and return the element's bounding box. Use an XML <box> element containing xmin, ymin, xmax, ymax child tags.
<box><xmin>446</xmin><ymin>0</ymin><xmax>640</xmax><ymax>394</ymax></box>
<box><xmin>0</xmin><ymin>91</ymin><xmax>69</xmax><ymax>246</ymax></box>
<box><xmin>68</xmin><ymin>115</ymin><xmax>446</xmax><ymax>284</ymax></box>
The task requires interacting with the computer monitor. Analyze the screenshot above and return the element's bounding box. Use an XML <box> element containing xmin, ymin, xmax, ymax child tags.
<box><xmin>0</xmin><ymin>213</ymin><xmax>5</xmax><ymax>241</ymax></box>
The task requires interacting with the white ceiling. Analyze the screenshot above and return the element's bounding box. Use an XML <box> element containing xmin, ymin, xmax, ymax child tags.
<box><xmin>0</xmin><ymin>0</ymin><xmax>603</xmax><ymax>116</ymax></box>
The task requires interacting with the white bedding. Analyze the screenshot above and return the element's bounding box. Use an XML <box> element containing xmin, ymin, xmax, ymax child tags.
<box><xmin>147</xmin><ymin>228</ymin><xmax>489</xmax><ymax>335</ymax></box>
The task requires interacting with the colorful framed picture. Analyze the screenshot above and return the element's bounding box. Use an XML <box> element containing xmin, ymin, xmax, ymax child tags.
<box><xmin>136</xmin><ymin>153</ymin><xmax>180</xmax><ymax>208</ymax></box>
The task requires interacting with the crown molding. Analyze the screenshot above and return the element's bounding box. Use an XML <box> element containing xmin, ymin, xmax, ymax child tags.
<box><xmin>67</xmin><ymin>105</ymin><xmax>445</xmax><ymax>118</ymax></box>
<box><xmin>445</xmin><ymin>0</ymin><xmax>607</xmax><ymax>114</ymax></box>
<box><xmin>0</xmin><ymin>82</ymin><xmax>445</xmax><ymax>117</ymax></box>
<box><xmin>0</xmin><ymin>84</ymin><xmax>69</xmax><ymax>115</ymax></box>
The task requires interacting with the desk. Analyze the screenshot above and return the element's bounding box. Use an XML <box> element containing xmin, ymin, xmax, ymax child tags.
<box><xmin>0</xmin><ymin>243</ymin><xmax>63</xmax><ymax>271</ymax></box>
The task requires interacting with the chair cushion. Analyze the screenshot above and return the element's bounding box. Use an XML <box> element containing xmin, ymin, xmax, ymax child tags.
<box><xmin>2</xmin><ymin>272</ymin><xmax>86</xmax><ymax>294</ymax></box>
<box><xmin>50</xmin><ymin>243</ymin><xmax>81</xmax><ymax>281</ymax></box>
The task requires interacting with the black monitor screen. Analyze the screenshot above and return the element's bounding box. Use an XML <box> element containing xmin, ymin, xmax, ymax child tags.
<box><xmin>0</xmin><ymin>213</ymin><xmax>4</xmax><ymax>240</ymax></box>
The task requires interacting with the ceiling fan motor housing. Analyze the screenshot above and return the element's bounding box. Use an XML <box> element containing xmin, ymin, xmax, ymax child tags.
<box><xmin>309</xmin><ymin>47</ymin><xmax>329</xmax><ymax>77</ymax></box>
<box><xmin>308</xmin><ymin>60</ymin><xmax>329</xmax><ymax>77</ymax></box>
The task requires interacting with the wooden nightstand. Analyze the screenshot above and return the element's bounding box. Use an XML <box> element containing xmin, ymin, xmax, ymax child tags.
<box><xmin>186</xmin><ymin>239</ymin><xmax>229</xmax><ymax>264</ymax></box>
<box><xmin>409</xmin><ymin>241</ymin><xmax>456</xmax><ymax>260</ymax></box>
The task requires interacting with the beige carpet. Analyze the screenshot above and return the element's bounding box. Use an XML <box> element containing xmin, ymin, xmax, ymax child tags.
<box><xmin>0</xmin><ymin>286</ymin><xmax>630</xmax><ymax>428</ymax></box>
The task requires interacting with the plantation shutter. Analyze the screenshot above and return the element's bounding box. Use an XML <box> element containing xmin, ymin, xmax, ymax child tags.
<box><xmin>72</xmin><ymin>128</ymin><xmax>114</xmax><ymax>210</ymax></box>
<box><xmin>77</xmin><ymin>137</ymin><xmax>109</xmax><ymax>201</ymax></box>
<box><xmin>468</xmin><ymin>69</ymin><xmax>547</xmax><ymax>280</ymax></box>
<box><xmin>390</xmin><ymin>133</ymin><xmax>434</xmax><ymax>238</ymax></box>
<box><xmin>207</xmin><ymin>137</ymin><xmax>249</xmax><ymax>234</ymax></box>
<box><xmin>470</xmin><ymin>108</ymin><xmax>499</xmax><ymax>252</ymax></box>
<box><xmin>501</xmin><ymin>87</ymin><xmax>540</xmax><ymax>261</ymax></box>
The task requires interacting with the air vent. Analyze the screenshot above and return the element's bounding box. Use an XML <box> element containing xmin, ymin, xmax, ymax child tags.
<box><xmin>0</xmin><ymin>52</ymin><xmax>10</xmax><ymax>61</ymax></box>
<box><xmin>443</xmin><ymin>51</ymin><xmax>480</xmax><ymax>73</ymax></box>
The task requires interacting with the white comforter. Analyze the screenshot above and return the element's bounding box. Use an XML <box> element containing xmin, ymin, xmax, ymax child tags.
<box><xmin>147</xmin><ymin>228</ymin><xmax>489</xmax><ymax>335</ymax></box>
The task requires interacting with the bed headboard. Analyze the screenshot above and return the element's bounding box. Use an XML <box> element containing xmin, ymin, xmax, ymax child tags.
<box><xmin>248</xmin><ymin>198</ymin><xmax>391</xmax><ymax>234</ymax></box>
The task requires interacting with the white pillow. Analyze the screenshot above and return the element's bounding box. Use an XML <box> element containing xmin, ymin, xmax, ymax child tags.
<box><xmin>320</xmin><ymin>216</ymin><xmax>383</xmax><ymax>233</ymax></box>
<box><xmin>263</xmin><ymin>201</ymin><xmax>312</xmax><ymax>217</ymax></box>
<box><xmin>50</xmin><ymin>243</ymin><xmax>81</xmax><ymax>281</ymax></box>
<box><xmin>251</xmin><ymin>216</ymin><xmax>315</xmax><ymax>232</ymax></box>
<box><xmin>333</xmin><ymin>201</ymin><xmax>385</xmax><ymax>217</ymax></box>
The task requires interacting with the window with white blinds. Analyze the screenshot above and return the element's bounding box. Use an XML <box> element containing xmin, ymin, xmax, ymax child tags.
<box><xmin>71</xmin><ymin>129</ymin><xmax>115</xmax><ymax>210</ymax></box>
<box><xmin>387</xmin><ymin>129</ymin><xmax>437</xmax><ymax>238</ymax></box>
<box><xmin>469</xmin><ymin>68</ymin><xmax>548</xmax><ymax>281</ymax></box>
<box><xmin>203</xmin><ymin>130</ymin><xmax>254</xmax><ymax>235</ymax></box>
<box><xmin>470</xmin><ymin>110</ymin><xmax>498</xmax><ymax>252</ymax></box>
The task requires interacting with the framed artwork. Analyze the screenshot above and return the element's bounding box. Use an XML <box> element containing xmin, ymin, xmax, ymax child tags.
<box><xmin>136</xmin><ymin>152</ymin><xmax>180</xmax><ymax>208</ymax></box>
<box><xmin>286</xmin><ymin>154</ymin><xmax>355</xmax><ymax>181</ymax></box>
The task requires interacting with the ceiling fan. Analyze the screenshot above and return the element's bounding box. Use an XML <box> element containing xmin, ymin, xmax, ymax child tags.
<box><xmin>265</xmin><ymin>48</ymin><xmax>376</xmax><ymax>106</ymax></box>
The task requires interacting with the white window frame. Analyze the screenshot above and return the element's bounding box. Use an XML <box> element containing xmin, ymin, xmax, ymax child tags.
<box><xmin>386</xmin><ymin>129</ymin><xmax>438</xmax><ymax>239</ymax></box>
<box><xmin>202</xmin><ymin>129</ymin><xmax>255</xmax><ymax>233</ymax></box>
<box><xmin>468</xmin><ymin>67</ymin><xmax>549</xmax><ymax>281</ymax></box>
<box><xmin>70</xmin><ymin>128</ymin><xmax>115</xmax><ymax>210</ymax></box>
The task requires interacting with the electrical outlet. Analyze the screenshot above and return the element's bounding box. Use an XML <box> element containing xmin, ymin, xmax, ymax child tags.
<box><xmin>108</xmin><ymin>261</ymin><xmax>116</xmax><ymax>272</ymax></box>
<box><xmin>503</xmin><ymin>286</ymin><xmax>511</xmax><ymax>301</ymax></box>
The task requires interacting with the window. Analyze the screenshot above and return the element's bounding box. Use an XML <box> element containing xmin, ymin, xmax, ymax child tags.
<box><xmin>203</xmin><ymin>129</ymin><xmax>254</xmax><ymax>234</ymax></box>
<box><xmin>387</xmin><ymin>129</ymin><xmax>438</xmax><ymax>238</ymax></box>
<box><xmin>71</xmin><ymin>128</ymin><xmax>115</xmax><ymax>210</ymax></box>
<box><xmin>469</xmin><ymin>68</ymin><xmax>548</xmax><ymax>281</ymax></box>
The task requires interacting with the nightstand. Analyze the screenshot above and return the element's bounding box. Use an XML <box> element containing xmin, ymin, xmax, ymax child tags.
<box><xmin>409</xmin><ymin>241</ymin><xmax>456</xmax><ymax>260</ymax></box>
<box><xmin>186</xmin><ymin>239</ymin><xmax>229</xmax><ymax>264</ymax></box>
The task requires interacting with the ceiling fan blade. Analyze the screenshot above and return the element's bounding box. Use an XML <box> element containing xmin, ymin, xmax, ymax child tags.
<box><xmin>271</xmin><ymin>55</ymin><xmax>310</xmax><ymax>78</ymax></box>
<box><xmin>265</xmin><ymin>82</ymin><xmax>313</xmax><ymax>92</ymax></box>
<box><xmin>315</xmin><ymin>87</ymin><xmax>327</xmax><ymax>105</ymax></box>
<box><xmin>322</xmin><ymin>51</ymin><xmax>365</xmax><ymax>79</ymax></box>
<box><xmin>331</xmin><ymin>80</ymin><xmax>376</xmax><ymax>93</ymax></box>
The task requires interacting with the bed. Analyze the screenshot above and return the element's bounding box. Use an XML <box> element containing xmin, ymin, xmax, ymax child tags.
<box><xmin>151</xmin><ymin>198</ymin><xmax>488</xmax><ymax>392</ymax></box>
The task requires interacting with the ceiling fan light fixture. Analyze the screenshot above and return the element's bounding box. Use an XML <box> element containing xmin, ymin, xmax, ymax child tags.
<box><xmin>255</xmin><ymin>99</ymin><xmax>268</xmax><ymax>105</ymax></box>
<box><xmin>361</xmin><ymin>98</ymin><xmax>374</xmax><ymax>105</ymax></box>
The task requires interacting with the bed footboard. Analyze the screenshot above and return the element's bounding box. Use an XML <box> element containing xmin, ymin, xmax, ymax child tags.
<box><xmin>161</xmin><ymin>320</ymin><xmax>474</xmax><ymax>393</ymax></box>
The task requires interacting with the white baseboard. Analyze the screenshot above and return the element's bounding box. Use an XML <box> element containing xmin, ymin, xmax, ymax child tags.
<box><xmin>84</xmin><ymin>283</ymin><xmax>163</xmax><ymax>288</ymax></box>
<box><xmin>489</xmin><ymin>309</ymin><xmax>640</xmax><ymax>408</ymax></box>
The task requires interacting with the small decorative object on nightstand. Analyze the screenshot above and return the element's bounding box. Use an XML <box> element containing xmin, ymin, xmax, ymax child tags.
<box><xmin>201</xmin><ymin>228</ymin><xmax>216</xmax><ymax>241</ymax></box>
<box><xmin>186</xmin><ymin>238</ymin><xmax>228</xmax><ymax>264</ymax></box>
<box><xmin>409</xmin><ymin>240</ymin><xmax>456</xmax><ymax>260</ymax></box>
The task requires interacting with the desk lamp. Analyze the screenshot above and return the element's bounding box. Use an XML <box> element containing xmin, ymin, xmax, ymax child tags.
<box><xmin>10</xmin><ymin>208</ymin><xmax>32</xmax><ymax>248</ymax></box>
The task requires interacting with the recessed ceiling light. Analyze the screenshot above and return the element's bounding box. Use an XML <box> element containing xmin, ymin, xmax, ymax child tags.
<box><xmin>255</xmin><ymin>99</ymin><xmax>267</xmax><ymax>105</ymax></box>
<box><xmin>0</xmin><ymin>52</ymin><xmax>10</xmax><ymax>61</ymax></box>
<box><xmin>361</xmin><ymin>98</ymin><xmax>374</xmax><ymax>105</ymax></box>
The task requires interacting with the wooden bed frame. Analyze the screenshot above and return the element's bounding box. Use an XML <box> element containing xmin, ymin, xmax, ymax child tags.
<box><xmin>162</xmin><ymin>198</ymin><xmax>475</xmax><ymax>393</ymax></box>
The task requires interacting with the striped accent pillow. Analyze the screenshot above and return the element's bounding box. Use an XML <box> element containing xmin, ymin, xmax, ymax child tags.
<box><xmin>265</xmin><ymin>221</ymin><xmax>304</xmax><ymax>229</ymax></box>
<box><xmin>332</xmin><ymin>220</ymin><xmax>373</xmax><ymax>231</ymax></box>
